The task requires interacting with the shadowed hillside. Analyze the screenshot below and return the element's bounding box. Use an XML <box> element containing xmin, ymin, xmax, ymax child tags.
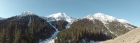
<box><xmin>0</xmin><ymin>15</ymin><xmax>56</xmax><ymax>43</ymax></box>
<box><xmin>55</xmin><ymin>19</ymin><xmax>113</xmax><ymax>43</ymax></box>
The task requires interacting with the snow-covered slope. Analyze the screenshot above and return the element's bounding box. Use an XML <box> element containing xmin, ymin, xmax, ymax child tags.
<box><xmin>40</xmin><ymin>23</ymin><xmax>59</xmax><ymax>43</ymax></box>
<box><xmin>85</xmin><ymin>13</ymin><xmax>129</xmax><ymax>24</ymax></box>
<box><xmin>39</xmin><ymin>13</ymin><xmax>76</xmax><ymax>43</ymax></box>
<box><xmin>84</xmin><ymin>13</ymin><xmax>136</xmax><ymax>30</ymax></box>
<box><xmin>42</xmin><ymin>12</ymin><xmax>76</xmax><ymax>28</ymax></box>
<box><xmin>45</xmin><ymin>12</ymin><xmax>75</xmax><ymax>23</ymax></box>
<box><xmin>117</xmin><ymin>19</ymin><xmax>130</xmax><ymax>23</ymax></box>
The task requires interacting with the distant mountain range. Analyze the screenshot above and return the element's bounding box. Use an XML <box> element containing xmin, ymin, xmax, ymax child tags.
<box><xmin>0</xmin><ymin>11</ymin><xmax>137</xmax><ymax>43</ymax></box>
<box><xmin>0</xmin><ymin>17</ymin><xmax>4</xmax><ymax>20</ymax></box>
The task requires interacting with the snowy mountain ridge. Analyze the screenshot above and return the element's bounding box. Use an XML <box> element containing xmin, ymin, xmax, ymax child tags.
<box><xmin>84</xmin><ymin>13</ymin><xmax>136</xmax><ymax>31</ymax></box>
<box><xmin>15</xmin><ymin>11</ymin><xmax>130</xmax><ymax>25</ymax></box>
<box><xmin>3</xmin><ymin>11</ymin><xmax>135</xmax><ymax>30</ymax></box>
<box><xmin>85</xmin><ymin>13</ymin><xmax>130</xmax><ymax>24</ymax></box>
<box><xmin>45</xmin><ymin>12</ymin><xmax>75</xmax><ymax>23</ymax></box>
<box><xmin>0</xmin><ymin>11</ymin><xmax>137</xmax><ymax>43</ymax></box>
<box><xmin>17</xmin><ymin>11</ymin><xmax>35</xmax><ymax>17</ymax></box>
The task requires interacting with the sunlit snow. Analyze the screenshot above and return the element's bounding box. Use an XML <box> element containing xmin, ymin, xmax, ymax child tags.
<box><xmin>39</xmin><ymin>22</ymin><xmax>59</xmax><ymax>43</ymax></box>
<box><xmin>46</xmin><ymin>12</ymin><xmax>75</xmax><ymax>23</ymax></box>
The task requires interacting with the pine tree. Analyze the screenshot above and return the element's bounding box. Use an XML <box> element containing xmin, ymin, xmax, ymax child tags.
<box><xmin>4</xmin><ymin>28</ymin><xmax>11</xmax><ymax>43</ymax></box>
<box><xmin>13</xmin><ymin>28</ymin><xmax>21</xmax><ymax>43</ymax></box>
<box><xmin>0</xmin><ymin>29</ymin><xmax>5</xmax><ymax>43</ymax></box>
<box><xmin>5</xmin><ymin>21</ymin><xmax>12</xmax><ymax>43</ymax></box>
<box><xmin>21</xmin><ymin>39</ymin><xmax>27</xmax><ymax>43</ymax></box>
<box><xmin>26</xmin><ymin>17</ymin><xmax>35</xmax><ymax>43</ymax></box>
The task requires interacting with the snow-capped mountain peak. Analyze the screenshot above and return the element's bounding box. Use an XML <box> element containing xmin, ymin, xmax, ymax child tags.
<box><xmin>22</xmin><ymin>11</ymin><xmax>33</xmax><ymax>14</ymax></box>
<box><xmin>85</xmin><ymin>14</ymin><xmax>94</xmax><ymax>20</ymax></box>
<box><xmin>18</xmin><ymin>11</ymin><xmax>35</xmax><ymax>16</ymax></box>
<box><xmin>93</xmin><ymin>13</ymin><xmax>116</xmax><ymax>22</ymax></box>
<box><xmin>46</xmin><ymin>12</ymin><xmax>75</xmax><ymax>23</ymax></box>
<box><xmin>85</xmin><ymin>13</ymin><xmax>130</xmax><ymax>24</ymax></box>
<box><xmin>47</xmin><ymin>12</ymin><xmax>67</xmax><ymax>19</ymax></box>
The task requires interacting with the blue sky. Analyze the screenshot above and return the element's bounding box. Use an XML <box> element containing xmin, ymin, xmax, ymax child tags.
<box><xmin>0</xmin><ymin>0</ymin><xmax>140</xmax><ymax>26</ymax></box>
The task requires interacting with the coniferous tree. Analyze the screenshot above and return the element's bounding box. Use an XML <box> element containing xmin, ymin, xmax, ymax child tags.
<box><xmin>5</xmin><ymin>21</ymin><xmax>13</xmax><ymax>43</ymax></box>
<box><xmin>26</xmin><ymin>17</ymin><xmax>35</xmax><ymax>43</ymax></box>
<box><xmin>5</xmin><ymin>28</ymin><xmax>11</xmax><ymax>43</ymax></box>
<box><xmin>13</xmin><ymin>28</ymin><xmax>21</xmax><ymax>43</ymax></box>
<box><xmin>0</xmin><ymin>29</ymin><xmax>5</xmax><ymax>43</ymax></box>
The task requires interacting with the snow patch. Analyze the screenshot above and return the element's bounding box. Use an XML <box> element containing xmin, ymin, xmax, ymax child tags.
<box><xmin>101</xmin><ymin>20</ymin><xmax>118</xmax><ymax>36</ymax></box>
<box><xmin>85</xmin><ymin>14</ymin><xmax>94</xmax><ymax>20</ymax></box>
<box><xmin>82</xmin><ymin>39</ymin><xmax>86</xmax><ymax>43</ymax></box>
<box><xmin>42</xmin><ymin>17</ymin><xmax>56</xmax><ymax>22</ymax></box>
<box><xmin>39</xmin><ymin>22</ymin><xmax>59</xmax><ymax>43</ymax></box>
<box><xmin>93</xmin><ymin>13</ymin><xmax>116</xmax><ymax>23</ymax></box>
<box><xmin>117</xmin><ymin>19</ymin><xmax>130</xmax><ymax>23</ymax></box>
<box><xmin>28</xmin><ymin>17</ymin><xmax>31</xmax><ymax>26</ymax></box>
<box><xmin>65</xmin><ymin>23</ymin><xmax>70</xmax><ymax>29</ymax></box>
